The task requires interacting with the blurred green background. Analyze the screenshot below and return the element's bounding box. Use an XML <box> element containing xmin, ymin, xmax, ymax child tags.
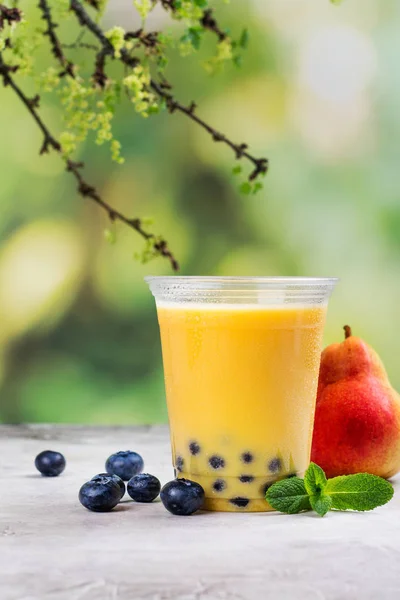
<box><xmin>0</xmin><ymin>0</ymin><xmax>399</xmax><ymax>424</ymax></box>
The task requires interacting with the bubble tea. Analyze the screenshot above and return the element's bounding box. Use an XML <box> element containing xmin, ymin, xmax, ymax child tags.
<box><xmin>146</xmin><ymin>277</ymin><xmax>337</xmax><ymax>512</ymax></box>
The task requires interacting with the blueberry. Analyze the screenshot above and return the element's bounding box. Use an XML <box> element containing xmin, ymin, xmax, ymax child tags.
<box><xmin>127</xmin><ymin>473</ymin><xmax>161</xmax><ymax>503</ymax></box>
<box><xmin>268</xmin><ymin>457</ymin><xmax>282</xmax><ymax>474</ymax></box>
<box><xmin>105</xmin><ymin>451</ymin><xmax>144</xmax><ymax>481</ymax></box>
<box><xmin>230</xmin><ymin>497</ymin><xmax>250</xmax><ymax>508</ymax></box>
<box><xmin>160</xmin><ymin>479</ymin><xmax>205</xmax><ymax>516</ymax></box>
<box><xmin>241</xmin><ymin>452</ymin><xmax>254</xmax><ymax>464</ymax></box>
<box><xmin>91</xmin><ymin>473</ymin><xmax>125</xmax><ymax>499</ymax></box>
<box><xmin>208</xmin><ymin>455</ymin><xmax>225</xmax><ymax>470</ymax></box>
<box><xmin>35</xmin><ymin>450</ymin><xmax>66</xmax><ymax>477</ymax></box>
<box><xmin>239</xmin><ymin>475</ymin><xmax>254</xmax><ymax>483</ymax></box>
<box><xmin>176</xmin><ymin>456</ymin><xmax>184</xmax><ymax>473</ymax></box>
<box><xmin>79</xmin><ymin>478</ymin><xmax>121</xmax><ymax>512</ymax></box>
<box><xmin>189</xmin><ymin>441</ymin><xmax>201</xmax><ymax>456</ymax></box>
<box><xmin>212</xmin><ymin>479</ymin><xmax>226</xmax><ymax>493</ymax></box>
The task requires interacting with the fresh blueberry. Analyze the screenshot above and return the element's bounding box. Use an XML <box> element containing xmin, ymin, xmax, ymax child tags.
<box><xmin>79</xmin><ymin>478</ymin><xmax>121</xmax><ymax>512</ymax></box>
<box><xmin>176</xmin><ymin>456</ymin><xmax>184</xmax><ymax>473</ymax></box>
<box><xmin>35</xmin><ymin>450</ymin><xmax>66</xmax><ymax>477</ymax></box>
<box><xmin>239</xmin><ymin>475</ymin><xmax>254</xmax><ymax>483</ymax></box>
<box><xmin>241</xmin><ymin>452</ymin><xmax>254</xmax><ymax>464</ymax></box>
<box><xmin>91</xmin><ymin>473</ymin><xmax>125</xmax><ymax>499</ymax></box>
<box><xmin>189</xmin><ymin>441</ymin><xmax>201</xmax><ymax>456</ymax></box>
<box><xmin>160</xmin><ymin>479</ymin><xmax>205</xmax><ymax>516</ymax></box>
<box><xmin>105</xmin><ymin>451</ymin><xmax>144</xmax><ymax>481</ymax></box>
<box><xmin>127</xmin><ymin>473</ymin><xmax>161</xmax><ymax>503</ymax></box>
<box><xmin>212</xmin><ymin>479</ymin><xmax>226</xmax><ymax>493</ymax></box>
<box><xmin>230</xmin><ymin>497</ymin><xmax>250</xmax><ymax>508</ymax></box>
<box><xmin>268</xmin><ymin>457</ymin><xmax>282</xmax><ymax>474</ymax></box>
<box><xmin>208</xmin><ymin>455</ymin><xmax>225</xmax><ymax>470</ymax></box>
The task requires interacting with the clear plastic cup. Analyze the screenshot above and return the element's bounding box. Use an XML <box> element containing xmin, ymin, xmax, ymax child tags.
<box><xmin>146</xmin><ymin>276</ymin><xmax>337</xmax><ymax>512</ymax></box>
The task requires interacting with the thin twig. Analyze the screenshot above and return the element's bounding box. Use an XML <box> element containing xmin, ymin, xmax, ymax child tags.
<box><xmin>38</xmin><ymin>0</ymin><xmax>75</xmax><ymax>77</ymax></box>
<box><xmin>0</xmin><ymin>51</ymin><xmax>179</xmax><ymax>270</ymax></box>
<box><xmin>69</xmin><ymin>0</ymin><xmax>269</xmax><ymax>180</ymax></box>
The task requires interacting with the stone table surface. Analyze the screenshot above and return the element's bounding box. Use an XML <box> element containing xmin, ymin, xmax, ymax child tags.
<box><xmin>1</xmin><ymin>425</ymin><xmax>400</xmax><ymax>600</ymax></box>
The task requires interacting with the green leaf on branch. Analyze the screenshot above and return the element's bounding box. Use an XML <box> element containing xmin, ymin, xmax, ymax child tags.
<box><xmin>239</xmin><ymin>28</ymin><xmax>249</xmax><ymax>49</ymax></box>
<box><xmin>104</xmin><ymin>228</ymin><xmax>116</xmax><ymax>244</ymax></box>
<box><xmin>239</xmin><ymin>181</ymin><xmax>252</xmax><ymax>195</ymax></box>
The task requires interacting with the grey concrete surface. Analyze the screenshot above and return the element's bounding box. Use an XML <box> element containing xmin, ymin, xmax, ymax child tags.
<box><xmin>1</xmin><ymin>424</ymin><xmax>400</xmax><ymax>600</ymax></box>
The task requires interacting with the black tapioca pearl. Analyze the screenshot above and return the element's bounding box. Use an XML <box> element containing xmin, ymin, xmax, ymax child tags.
<box><xmin>230</xmin><ymin>497</ymin><xmax>250</xmax><ymax>508</ymax></box>
<box><xmin>239</xmin><ymin>475</ymin><xmax>254</xmax><ymax>483</ymax></box>
<box><xmin>241</xmin><ymin>451</ymin><xmax>254</xmax><ymax>464</ymax></box>
<box><xmin>189</xmin><ymin>441</ymin><xmax>201</xmax><ymax>456</ymax></box>
<box><xmin>176</xmin><ymin>456</ymin><xmax>184</xmax><ymax>472</ymax></box>
<box><xmin>212</xmin><ymin>479</ymin><xmax>226</xmax><ymax>493</ymax></box>
<box><xmin>287</xmin><ymin>472</ymin><xmax>297</xmax><ymax>478</ymax></box>
<box><xmin>209</xmin><ymin>455</ymin><xmax>225</xmax><ymax>470</ymax></box>
<box><xmin>268</xmin><ymin>457</ymin><xmax>282</xmax><ymax>474</ymax></box>
<box><xmin>261</xmin><ymin>482</ymin><xmax>275</xmax><ymax>496</ymax></box>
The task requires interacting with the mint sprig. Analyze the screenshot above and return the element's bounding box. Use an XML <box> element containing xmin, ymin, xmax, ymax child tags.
<box><xmin>304</xmin><ymin>462</ymin><xmax>332</xmax><ymax>516</ymax></box>
<box><xmin>266</xmin><ymin>462</ymin><xmax>394</xmax><ymax>517</ymax></box>
<box><xmin>265</xmin><ymin>477</ymin><xmax>311</xmax><ymax>514</ymax></box>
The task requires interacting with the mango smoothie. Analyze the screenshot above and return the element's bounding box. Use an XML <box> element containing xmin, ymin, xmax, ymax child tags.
<box><xmin>156</xmin><ymin>302</ymin><xmax>327</xmax><ymax>512</ymax></box>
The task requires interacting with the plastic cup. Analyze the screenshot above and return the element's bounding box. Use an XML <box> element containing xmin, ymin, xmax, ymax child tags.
<box><xmin>146</xmin><ymin>276</ymin><xmax>337</xmax><ymax>512</ymax></box>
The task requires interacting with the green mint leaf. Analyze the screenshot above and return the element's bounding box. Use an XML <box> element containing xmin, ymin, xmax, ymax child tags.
<box><xmin>325</xmin><ymin>474</ymin><xmax>394</xmax><ymax>512</ymax></box>
<box><xmin>266</xmin><ymin>477</ymin><xmax>312</xmax><ymax>514</ymax></box>
<box><xmin>310</xmin><ymin>492</ymin><xmax>332</xmax><ymax>517</ymax></box>
<box><xmin>304</xmin><ymin>462</ymin><xmax>328</xmax><ymax>496</ymax></box>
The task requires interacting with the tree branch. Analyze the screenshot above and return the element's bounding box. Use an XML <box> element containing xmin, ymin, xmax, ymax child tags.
<box><xmin>159</xmin><ymin>2</ymin><xmax>227</xmax><ymax>41</ymax></box>
<box><xmin>38</xmin><ymin>0</ymin><xmax>75</xmax><ymax>78</ymax></box>
<box><xmin>0</xmin><ymin>51</ymin><xmax>179</xmax><ymax>270</ymax></box>
<box><xmin>0</xmin><ymin>4</ymin><xmax>21</xmax><ymax>29</ymax></box>
<box><xmin>69</xmin><ymin>0</ymin><xmax>269</xmax><ymax>181</ymax></box>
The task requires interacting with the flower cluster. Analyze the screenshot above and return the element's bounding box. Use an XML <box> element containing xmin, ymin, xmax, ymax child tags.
<box><xmin>123</xmin><ymin>65</ymin><xmax>159</xmax><ymax>117</ymax></box>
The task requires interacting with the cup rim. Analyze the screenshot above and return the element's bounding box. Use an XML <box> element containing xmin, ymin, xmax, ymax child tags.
<box><xmin>145</xmin><ymin>276</ymin><xmax>339</xmax><ymax>286</ymax></box>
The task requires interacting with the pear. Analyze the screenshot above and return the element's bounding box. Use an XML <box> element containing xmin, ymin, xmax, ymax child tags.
<box><xmin>311</xmin><ymin>326</ymin><xmax>400</xmax><ymax>479</ymax></box>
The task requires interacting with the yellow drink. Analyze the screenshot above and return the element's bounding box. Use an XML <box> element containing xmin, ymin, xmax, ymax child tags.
<box><xmin>157</xmin><ymin>303</ymin><xmax>327</xmax><ymax>512</ymax></box>
<box><xmin>146</xmin><ymin>276</ymin><xmax>337</xmax><ymax>513</ymax></box>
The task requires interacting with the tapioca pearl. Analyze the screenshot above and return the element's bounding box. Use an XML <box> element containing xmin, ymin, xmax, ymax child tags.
<box><xmin>268</xmin><ymin>457</ymin><xmax>282</xmax><ymax>474</ymax></box>
<box><xmin>241</xmin><ymin>452</ymin><xmax>254</xmax><ymax>464</ymax></box>
<box><xmin>208</xmin><ymin>455</ymin><xmax>225</xmax><ymax>470</ymax></box>
<box><xmin>261</xmin><ymin>481</ymin><xmax>275</xmax><ymax>496</ymax></box>
<box><xmin>176</xmin><ymin>456</ymin><xmax>184</xmax><ymax>472</ymax></box>
<box><xmin>212</xmin><ymin>479</ymin><xmax>226</xmax><ymax>493</ymax></box>
<box><xmin>287</xmin><ymin>472</ymin><xmax>297</xmax><ymax>478</ymax></box>
<box><xmin>230</xmin><ymin>497</ymin><xmax>250</xmax><ymax>508</ymax></box>
<box><xmin>189</xmin><ymin>441</ymin><xmax>201</xmax><ymax>456</ymax></box>
<box><xmin>239</xmin><ymin>475</ymin><xmax>254</xmax><ymax>483</ymax></box>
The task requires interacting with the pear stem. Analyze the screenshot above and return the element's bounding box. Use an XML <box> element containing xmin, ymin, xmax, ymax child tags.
<box><xmin>344</xmin><ymin>325</ymin><xmax>352</xmax><ymax>339</ymax></box>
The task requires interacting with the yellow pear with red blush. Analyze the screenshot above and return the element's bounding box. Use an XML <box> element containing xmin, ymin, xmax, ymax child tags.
<box><xmin>311</xmin><ymin>326</ymin><xmax>400</xmax><ymax>479</ymax></box>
